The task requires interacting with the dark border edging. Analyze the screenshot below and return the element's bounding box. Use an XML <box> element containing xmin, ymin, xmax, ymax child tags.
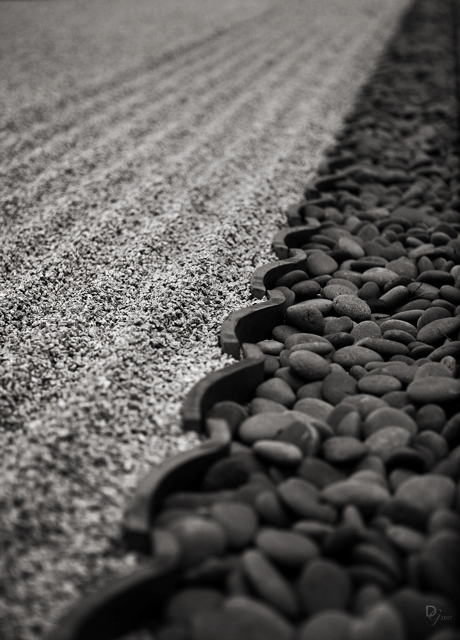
<box><xmin>46</xmin><ymin>553</ymin><xmax>180</xmax><ymax>640</ymax></box>
<box><xmin>272</xmin><ymin>221</ymin><xmax>322</xmax><ymax>259</ymax></box>
<box><xmin>250</xmin><ymin>248</ymin><xmax>307</xmax><ymax>298</ymax></box>
<box><xmin>220</xmin><ymin>289</ymin><xmax>287</xmax><ymax>358</ymax></box>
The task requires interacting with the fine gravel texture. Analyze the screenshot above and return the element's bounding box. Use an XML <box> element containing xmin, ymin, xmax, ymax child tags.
<box><xmin>0</xmin><ymin>0</ymin><xmax>413</xmax><ymax>637</ymax></box>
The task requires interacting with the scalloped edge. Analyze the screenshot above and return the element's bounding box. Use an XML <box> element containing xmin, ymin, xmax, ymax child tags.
<box><xmin>250</xmin><ymin>248</ymin><xmax>307</xmax><ymax>298</ymax></box>
<box><xmin>272</xmin><ymin>221</ymin><xmax>322</xmax><ymax>259</ymax></box>
<box><xmin>123</xmin><ymin>430</ymin><xmax>231</xmax><ymax>554</ymax></box>
<box><xmin>180</xmin><ymin>343</ymin><xmax>265</xmax><ymax>432</ymax></box>
<box><xmin>219</xmin><ymin>289</ymin><xmax>287</xmax><ymax>358</ymax></box>
<box><xmin>46</xmin><ymin>554</ymin><xmax>180</xmax><ymax>640</ymax></box>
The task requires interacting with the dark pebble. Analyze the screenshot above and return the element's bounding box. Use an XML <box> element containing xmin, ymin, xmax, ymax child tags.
<box><xmin>255</xmin><ymin>378</ymin><xmax>297</xmax><ymax>408</ymax></box>
<box><xmin>415</xmin><ymin>404</ymin><xmax>446</xmax><ymax>432</ymax></box>
<box><xmin>333</xmin><ymin>346</ymin><xmax>383</xmax><ymax>368</ymax></box>
<box><xmin>322</xmin><ymin>436</ymin><xmax>368</xmax><ymax>463</ymax></box>
<box><xmin>297</xmin><ymin>457</ymin><xmax>346</xmax><ymax>488</ymax></box>
<box><xmin>291</xmin><ymin>280</ymin><xmax>322</xmax><ymax>300</ymax></box>
<box><xmin>272</xmin><ymin>324</ymin><xmax>300</xmax><ymax>342</ymax></box>
<box><xmin>275</xmin><ymin>270</ymin><xmax>308</xmax><ymax>288</ymax></box>
<box><xmin>242</xmin><ymin>549</ymin><xmax>299</xmax><ymax>617</ymax></box>
<box><xmin>256</xmin><ymin>527</ymin><xmax>319</xmax><ymax>567</ymax></box>
<box><xmin>406</xmin><ymin>377</ymin><xmax>460</xmax><ymax>404</ymax></box>
<box><xmin>285</xmin><ymin>304</ymin><xmax>325</xmax><ymax>334</ymax></box>
<box><xmin>289</xmin><ymin>350</ymin><xmax>330</xmax><ymax>381</ymax></box>
<box><xmin>322</xmin><ymin>371</ymin><xmax>358</xmax><ymax>405</ymax></box>
<box><xmin>297</xmin><ymin>611</ymin><xmax>352</xmax><ymax>640</ymax></box>
<box><xmin>167</xmin><ymin>516</ymin><xmax>227</xmax><ymax>568</ymax></box>
<box><xmin>278</xmin><ymin>477</ymin><xmax>337</xmax><ymax>522</ymax></box>
<box><xmin>202</xmin><ymin>453</ymin><xmax>264</xmax><ymax>490</ymax></box>
<box><xmin>165</xmin><ymin>588</ymin><xmax>224</xmax><ymax>624</ymax></box>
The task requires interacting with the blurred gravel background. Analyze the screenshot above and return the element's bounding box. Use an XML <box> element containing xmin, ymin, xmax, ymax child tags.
<box><xmin>0</xmin><ymin>0</ymin><xmax>412</xmax><ymax>637</ymax></box>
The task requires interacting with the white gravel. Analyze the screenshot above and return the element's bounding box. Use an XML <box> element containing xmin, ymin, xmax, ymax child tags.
<box><xmin>0</xmin><ymin>0</ymin><xmax>411</xmax><ymax>637</ymax></box>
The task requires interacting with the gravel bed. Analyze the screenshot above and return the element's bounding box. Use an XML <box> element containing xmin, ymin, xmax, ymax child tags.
<box><xmin>104</xmin><ymin>0</ymin><xmax>460</xmax><ymax>638</ymax></box>
<box><xmin>0</xmin><ymin>0</ymin><xmax>413</xmax><ymax>638</ymax></box>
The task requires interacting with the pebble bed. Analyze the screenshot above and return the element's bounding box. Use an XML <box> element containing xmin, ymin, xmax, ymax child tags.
<box><xmin>88</xmin><ymin>1</ymin><xmax>460</xmax><ymax>638</ymax></box>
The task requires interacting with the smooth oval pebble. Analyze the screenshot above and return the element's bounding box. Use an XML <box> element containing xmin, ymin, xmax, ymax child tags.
<box><xmin>362</xmin><ymin>267</ymin><xmax>399</xmax><ymax>287</ymax></box>
<box><xmin>307</xmin><ymin>253</ymin><xmax>339</xmax><ymax>277</ymax></box>
<box><xmin>385</xmin><ymin>525</ymin><xmax>425</xmax><ymax>553</ymax></box>
<box><xmin>415</xmin><ymin>404</ymin><xmax>446</xmax><ymax>432</ymax></box>
<box><xmin>357</xmin><ymin>375</ymin><xmax>402</xmax><ymax>396</ymax></box>
<box><xmin>254</xmin><ymin>490</ymin><xmax>290</xmax><ymax>528</ymax></box>
<box><xmin>349</xmin><ymin>602</ymin><xmax>405</xmax><ymax>640</ymax></box>
<box><xmin>297</xmin><ymin>558</ymin><xmax>352</xmax><ymax>614</ymax></box>
<box><xmin>323</xmin><ymin>284</ymin><xmax>358</xmax><ymax>300</ymax></box>
<box><xmin>333</xmin><ymin>346</ymin><xmax>383</xmax><ymax>368</ymax></box>
<box><xmin>407</xmin><ymin>377</ymin><xmax>460</xmax><ymax>404</ymax></box>
<box><xmin>365</xmin><ymin>426</ymin><xmax>411</xmax><ymax>461</ymax></box>
<box><xmin>251</xmin><ymin>398</ymin><xmax>287</xmax><ymax>414</ymax></box>
<box><xmin>257</xmin><ymin>340</ymin><xmax>285</xmax><ymax>355</ymax></box>
<box><xmin>296</xmin><ymin>380</ymin><xmax>324</xmax><ymax>400</ymax></box>
<box><xmin>256</xmin><ymin>527</ymin><xmax>319</xmax><ymax>567</ymax></box>
<box><xmin>192</xmin><ymin>595</ymin><xmax>294</xmax><ymax>640</ymax></box>
<box><xmin>382</xmin><ymin>329</ymin><xmax>414</xmax><ymax>345</ymax></box>
<box><xmin>298</xmin><ymin>611</ymin><xmax>352</xmax><ymax>640</ymax></box>
<box><xmin>379</xmin><ymin>285</ymin><xmax>410</xmax><ymax>311</ymax></box>
<box><xmin>297</xmin><ymin>298</ymin><xmax>334</xmax><ymax>315</ymax></box>
<box><xmin>275</xmin><ymin>270</ymin><xmax>308</xmax><ymax>288</ymax></box>
<box><xmin>416</xmin><ymin>269</ymin><xmax>454</xmax><ymax>286</ymax></box>
<box><xmin>291</xmin><ymin>341</ymin><xmax>333</xmax><ymax>356</ymax></box>
<box><xmin>321</xmin><ymin>479</ymin><xmax>390</xmax><ymax>510</ymax></box>
<box><xmin>167</xmin><ymin>516</ymin><xmax>227</xmax><ymax>568</ymax></box>
<box><xmin>356</xmin><ymin>337</ymin><xmax>409</xmax><ymax>357</ymax></box>
<box><xmin>253</xmin><ymin>440</ymin><xmax>303</xmax><ymax>467</ymax></box>
<box><xmin>166</xmin><ymin>587</ymin><xmax>224</xmax><ymax>624</ymax></box>
<box><xmin>414</xmin><ymin>362</ymin><xmax>453</xmax><ymax>379</ymax></box>
<box><xmin>416</xmin><ymin>316</ymin><xmax>460</xmax><ymax>345</ymax></box>
<box><xmin>322</xmin><ymin>371</ymin><xmax>358</xmax><ymax>405</ymax></box>
<box><xmin>242</xmin><ymin>549</ymin><xmax>299</xmax><ymax>618</ymax></box>
<box><xmin>364</xmin><ymin>407</ymin><xmax>417</xmax><ymax>437</ymax></box>
<box><xmin>322</xmin><ymin>436</ymin><xmax>368</xmax><ymax>463</ymax></box>
<box><xmin>272</xmin><ymin>324</ymin><xmax>301</xmax><ymax>343</ymax></box>
<box><xmin>380</xmin><ymin>319</ymin><xmax>417</xmax><ymax>337</ymax></box>
<box><xmin>333</xmin><ymin>295</ymin><xmax>372</xmax><ymax>322</ymax></box>
<box><xmin>278</xmin><ymin>477</ymin><xmax>337</xmax><ymax>522</ymax></box>
<box><xmin>202</xmin><ymin>454</ymin><xmax>263</xmax><ymax>491</ymax></box>
<box><xmin>285</xmin><ymin>332</ymin><xmax>331</xmax><ymax>349</ymax></box>
<box><xmin>297</xmin><ymin>457</ymin><xmax>346</xmax><ymax>489</ymax></box>
<box><xmin>293</xmin><ymin>398</ymin><xmax>334</xmax><ymax>422</ymax></box>
<box><xmin>285</xmin><ymin>304</ymin><xmax>325</xmax><ymax>334</ymax></box>
<box><xmin>395</xmin><ymin>474</ymin><xmax>456</xmax><ymax>515</ymax></box>
<box><xmin>328</xmin><ymin>278</ymin><xmax>359</xmax><ymax>292</ymax></box>
<box><xmin>337</xmin><ymin>235</ymin><xmax>366</xmax><ymax>259</ymax></box>
<box><xmin>210</xmin><ymin>502</ymin><xmax>258</xmax><ymax>549</ymax></box>
<box><xmin>419</xmin><ymin>530</ymin><xmax>460</xmax><ymax>603</ymax></box>
<box><xmin>417</xmin><ymin>306</ymin><xmax>452</xmax><ymax>330</ymax></box>
<box><xmin>291</xmin><ymin>280</ymin><xmax>322</xmax><ymax>300</ymax></box>
<box><xmin>387</xmin><ymin>257</ymin><xmax>418</xmax><ymax>279</ymax></box>
<box><xmin>255</xmin><ymin>378</ymin><xmax>297</xmax><ymax>408</ymax></box>
<box><xmin>323</xmin><ymin>315</ymin><xmax>354</xmax><ymax>334</ymax></box>
<box><xmin>289</xmin><ymin>350</ymin><xmax>330</xmax><ymax>381</ymax></box>
<box><xmin>351</xmin><ymin>320</ymin><xmax>382</xmax><ymax>341</ymax></box>
<box><xmin>239</xmin><ymin>412</ymin><xmax>301</xmax><ymax>444</ymax></box>
<box><xmin>440</xmin><ymin>284</ymin><xmax>460</xmax><ymax>305</ymax></box>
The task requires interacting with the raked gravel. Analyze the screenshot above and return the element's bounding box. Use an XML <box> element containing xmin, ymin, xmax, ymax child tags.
<box><xmin>0</xmin><ymin>0</ymin><xmax>412</xmax><ymax>637</ymax></box>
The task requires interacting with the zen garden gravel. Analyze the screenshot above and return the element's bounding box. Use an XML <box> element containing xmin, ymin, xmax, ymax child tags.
<box><xmin>2</xmin><ymin>0</ymin><xmax>460</xmax><ymax>638</ymax></box>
